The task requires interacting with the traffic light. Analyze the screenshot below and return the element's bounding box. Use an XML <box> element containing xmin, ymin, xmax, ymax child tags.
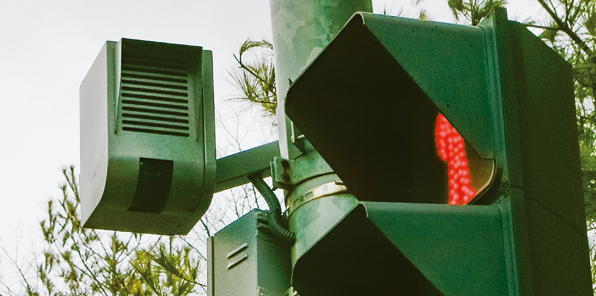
<box><xmin>284</xmin><ymin>9</ymin><xmax>592</xmax><ymax>295</ymax></box>
<box><xmin>80</xmin><ymin>39</ymin><xmax>216</xmax><ymax>235</ymax></box>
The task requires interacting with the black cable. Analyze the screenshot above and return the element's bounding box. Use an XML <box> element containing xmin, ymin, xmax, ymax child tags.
<box><xmin>248</xmin><ymin>174</ymin><xmax>296</xmax><ymax>244</ymax></box>
<box><xmin>248</xmin><ymin>174</ymin><xmax>281</xmax><ymax>213</ymax></box>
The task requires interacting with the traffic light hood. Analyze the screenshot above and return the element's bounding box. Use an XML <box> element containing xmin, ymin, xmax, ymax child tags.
<box><xmin>286</xmin><ymin>12</ymin><xmax>499</xmax><ymax>203</ymax></box>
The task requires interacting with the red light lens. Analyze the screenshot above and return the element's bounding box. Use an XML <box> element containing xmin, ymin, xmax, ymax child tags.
<box><xmin>435</xmin><ymin>114</ymin><xmax>475</xmax><ymax>205</ymax></box>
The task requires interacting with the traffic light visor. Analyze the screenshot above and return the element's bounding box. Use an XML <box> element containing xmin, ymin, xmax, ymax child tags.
<box><xmin>286</xmin><ymin>13</ymin><xmax>496</xmax><ymax>204</ymax></box>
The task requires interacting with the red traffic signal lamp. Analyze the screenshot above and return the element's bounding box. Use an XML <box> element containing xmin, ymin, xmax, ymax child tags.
<box><xmin>284</xmin><ymin>9</ymin><xmax>591</xmax><ymax>295</ymax></box>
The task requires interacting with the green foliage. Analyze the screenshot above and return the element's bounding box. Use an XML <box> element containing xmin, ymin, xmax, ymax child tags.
<box><xmin>3</xmin><ymin>166</ymin><xmax>205</xmax><ymax>296</ymax></box>
<box><xmin>132</xmin><ymin>241</ymin><xmax>202</xmax><ymax>296</ymax></box>
<box><xmin>229</xmin><ymin>39</ymin><xmax>277</xmax><ymax>118</ymax></box>
<box><xmin>447</xmin><ymin>0</ymin><xmax>506</xmax><ymax>25</ymax></box>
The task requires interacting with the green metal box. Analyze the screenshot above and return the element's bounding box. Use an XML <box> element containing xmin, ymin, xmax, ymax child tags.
<box><xmin>208</xmin><ymin>210</ymin><xmax>292</xmax><ymax>296</ymax></box>
<box><xmin>79</xmin><ymin>39</ymin><xmax>216</xmax><ymax>235</ymax></box>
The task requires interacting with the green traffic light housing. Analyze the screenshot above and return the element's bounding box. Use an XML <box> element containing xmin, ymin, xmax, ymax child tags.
<box><xmin>286</xmin><ymin>12</ymin><xmax>498</xmax><ymax>205</ymax></box>
<box><xmin>285</xmin><ymin>9</ymin><xmax>591</xmax><ymax>295</ymax></box>
<box><xmin>80</xmin><ymin>39</ymin><xmax>216</xmax><ymax>235</ymax></box>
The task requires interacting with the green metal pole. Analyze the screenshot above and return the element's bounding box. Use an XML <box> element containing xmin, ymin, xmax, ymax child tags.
<box><xmin>269</xmin><ymin>0</ymin><xmax>373</xmax><ymax>159</ymax></box>
<box><xmin>268</xmin><ymin>0</ymin><xmax>373</xmax><ymax>287</ymax></box>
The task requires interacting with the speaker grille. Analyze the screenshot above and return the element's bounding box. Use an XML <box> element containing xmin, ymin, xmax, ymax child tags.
<box><xmin>120</xmin><ymin>55</ymin><xmax>191</xmax><ymax>137</ymax></box>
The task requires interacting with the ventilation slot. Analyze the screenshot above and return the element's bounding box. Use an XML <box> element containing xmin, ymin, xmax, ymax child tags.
<box><xmin>120</xmin><ymin>55</ymin><xmax>191</xmax><ymax>137</ymax></box>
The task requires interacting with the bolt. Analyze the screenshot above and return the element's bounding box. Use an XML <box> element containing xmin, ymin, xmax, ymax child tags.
<box><xmin>281</xmin><ymin>159</ymin><xmax>290</xmax><ymax>168</ymax></box>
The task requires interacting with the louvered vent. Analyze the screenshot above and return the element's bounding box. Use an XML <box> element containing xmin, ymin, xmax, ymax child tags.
<box><xmin>120</xmin><ymin>55</ymin><xmax>191</xmax><ymax>137</ymax></box>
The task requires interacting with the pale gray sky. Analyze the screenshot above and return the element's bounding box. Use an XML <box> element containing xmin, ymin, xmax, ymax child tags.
<box><xmin>0</xmin><ymin>0</ymin><xmax>276</xmax><ymax>249</ymax></box>
<box><xmin>0</xmin><ymin>0</ymin><xmax>544</xmax><ymax>280</ymax></box>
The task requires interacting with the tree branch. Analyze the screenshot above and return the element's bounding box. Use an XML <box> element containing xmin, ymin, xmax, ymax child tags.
<box><xmin>536</xmin><ymin>0</ymin><xmax>593</xmax><ymax>57</ymax></box>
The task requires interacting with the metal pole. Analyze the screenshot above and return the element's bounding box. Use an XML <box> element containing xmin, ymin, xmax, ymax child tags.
<box><xmin>269</xmin><ymin>0</ymin><xmax>373</xmax><ymax>159</ymax></box>
<box><xmin>268</xmin><ymin>0</ymin><xmax>373</xmax><ymax>289</ymax></box>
